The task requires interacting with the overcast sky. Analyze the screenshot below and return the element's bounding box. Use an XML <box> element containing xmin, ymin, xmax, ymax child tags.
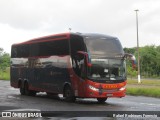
<box><xmin>0</xmin><ymin>0</ymin><xmax>160</xmax><ymax>53</ymax></box>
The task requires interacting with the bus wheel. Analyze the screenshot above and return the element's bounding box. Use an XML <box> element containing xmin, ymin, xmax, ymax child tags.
<box><xmin>64</xmin><ymin>86</ymin><xmax>76</xmax><ymax>102</ymax></box>
<box><xmin>97</xmin><ymin>98</ymin><xmax>107</xmax><ymax>103</ymax></box>
<box><xmin>24</xmin><ymin>82</ymin><xmax>31</xmax><ymax>95</ymax></box>
<box><xmin>20</xmin><ymin>83</ymin><xmax>25</xmax><ymax>95</ymax></box>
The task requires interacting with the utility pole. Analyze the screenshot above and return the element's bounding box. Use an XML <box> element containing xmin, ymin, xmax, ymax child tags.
<box><xmin>135</xmin><ymin>9</ymin><xmax>141</xmax><ymax>83</ymax></box>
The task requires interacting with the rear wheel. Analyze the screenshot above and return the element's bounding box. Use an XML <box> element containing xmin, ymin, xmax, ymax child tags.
<box><xmin>97</xmin><ymin>98</ymin><xmax>107</xmax><ymax>103</ymax></box>
<box><xmin>63</xmin><ymin>86</ymin><xmax>76</xmax><ymax>102</ymax></box>
<box><xmin>19</xmin><ymin>82</ymin><xmax>25</xmax><ymax>95</ymax></box>
<box><xmin>24</xmin><ymin>82</ymin><xmax>36</xmax><ymax>96</ymax></box>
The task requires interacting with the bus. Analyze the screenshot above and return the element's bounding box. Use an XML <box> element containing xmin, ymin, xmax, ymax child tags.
<box><xmin>10</xmin><ymin>32</ymin><xmax>135</xmax><ymax>103</ymax></box>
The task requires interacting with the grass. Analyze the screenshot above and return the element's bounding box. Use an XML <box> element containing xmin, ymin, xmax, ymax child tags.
<box><xmin>126</xmin><ymin>87</ymin><xmax>160</xmax><ymax>98</ymax></box>
<box><xmin>126</xmin><ymin>79</ymin><xmax>160</xmax><ymax>98</ymax></box>
<box><xmin>127</xmin><ymin>79</ymin><xmax>160</xmax><ymax>85</ymax></box>
<box><xmin>0</xmin><ymin>67</ymin><xmax>10</xmax><ymax>80</ymax></box>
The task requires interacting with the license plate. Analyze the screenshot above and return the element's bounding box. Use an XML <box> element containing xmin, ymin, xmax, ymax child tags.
<box><xmin>107</xmin><ymin>94</ymin><xmax>113</xmax><ymax>97</ymax></box>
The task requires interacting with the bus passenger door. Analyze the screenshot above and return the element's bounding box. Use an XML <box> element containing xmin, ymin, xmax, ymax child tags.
<box><xmin>74</xmin><ymin>53</ymin><xmax>86</xmax><ymax>97</ymax></box>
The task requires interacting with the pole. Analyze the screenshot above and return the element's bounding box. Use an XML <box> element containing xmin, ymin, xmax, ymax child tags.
<box><xmin>135</xmin><ymin>9</ymin><xmax>141</xmax><ymax>83</ymax></box>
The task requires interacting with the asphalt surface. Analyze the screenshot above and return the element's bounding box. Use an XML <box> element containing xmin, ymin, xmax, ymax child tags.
<box><xmin>0</xmin><ymin>80</ymin><xmax>160</xmax><ymax>120</ymax></box>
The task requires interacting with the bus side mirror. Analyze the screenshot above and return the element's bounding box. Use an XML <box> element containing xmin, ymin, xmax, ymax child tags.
<box><xmin>124</xmin><ymin>53</ymin><xmax>136</xmax><ymax>69</ymax></box>
<box><xmin>77</xmin><ymin>51</ymin><xmax>92</xmax><ymax>67</ymax></box>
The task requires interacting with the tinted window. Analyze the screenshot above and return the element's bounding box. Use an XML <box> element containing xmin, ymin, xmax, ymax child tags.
<box><xmin>11</xmin><ymin>39</ymin><xmax>69</xmax><ymax>58</ymax></box>
<box><xmin>11</xmin><ymin>44</ymin><xmax>29</xmax><ymax>58</ymax></box>
<box><xmin>70</xmin><ymin>35</ymin><xmax>86</xmax><ymax>56</ymax></box>
<box><xmin>38</xmin><ymin>39</ymin><xmax>69</xmax><ymax>56</ymax></box>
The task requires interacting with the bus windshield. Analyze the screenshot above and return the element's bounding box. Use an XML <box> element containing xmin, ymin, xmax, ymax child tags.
<box><xmin>84</xmin><ymin>35</ymin><xmax>124</xmax><ymax>58</ymax></box>
<box><xmin>84</xmin><ymin>34</ymin><xmax>126</xmax><ymax>81</ymax></box>
<box><xmin>87</xmin><ymin>58</ymin><xmax>126</xmax><ymax>81</ymax></box>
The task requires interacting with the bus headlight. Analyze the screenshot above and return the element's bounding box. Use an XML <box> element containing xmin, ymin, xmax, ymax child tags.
<box><xmin>88</xmin><ymin>85</ymin><xmax>99</xmax><ymax>91</ymax></box>
<box><xmin>119</xmin><ymin>86</ymin><xmax>126</xmax><ymax>91</ymax></box>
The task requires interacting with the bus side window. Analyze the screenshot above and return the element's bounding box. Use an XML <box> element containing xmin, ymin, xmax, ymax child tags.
<box><xmin>29</xmin><ymin>43</ymin><xmax>39</xmax><ymax>57</ymax></box>
<box><xmin>79</xmin><ymin>55</ymin><xmax>86</xmax><ymax>79</ymax></box>
<box><xmin>38</xmin><ymin>39</ymin><xmax>69</xmax><ymax>56</ymax></box>
<box><xmin>70</xmin><ymin>35</ymin><xmax>86</xmax><ymax>77</ymax></box>
<box><xmin>11</xmin><ymin>47</ymin><xmax>17</xmax><ymax>58</ymax></box>
<box><xmin>13</xmin><ymin>45</ymin><xmax>29</xmax><ymax>58</ymax></box>
<box><xmin>72</xmin><ymin>53</ymin><xmax>86</xmax><ymax>78</ymax></box>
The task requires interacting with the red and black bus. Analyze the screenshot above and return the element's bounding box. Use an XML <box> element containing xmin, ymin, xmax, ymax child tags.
<box><xmin>11</xmin><ymin>32</ymin><xmax>135</xmax><ymax>103</ymax></box>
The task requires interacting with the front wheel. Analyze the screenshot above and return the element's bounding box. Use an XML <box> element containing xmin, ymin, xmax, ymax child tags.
<box><xmin>97</xmin><ymin>98</ymin><xmax>107</xmax><ymax>103</ymax></box>
<box><xmin>63</xmin><ymin>86</ymin><xmax>76</xmax><ymax>102</ymax></box>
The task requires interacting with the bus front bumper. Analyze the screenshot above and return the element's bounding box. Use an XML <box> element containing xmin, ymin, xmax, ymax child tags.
<box><xmin>85</xmin><ymin>85</ymin><xmax>126</xmax><ymax>98</ymax></box>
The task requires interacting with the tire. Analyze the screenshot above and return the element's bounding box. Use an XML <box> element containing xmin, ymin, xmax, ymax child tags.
<box><xmin>63</xmin><ymin>86</ymin><xmax>76</xmax><ymax>102</ymax></box>
<box><xmin>97</xmin><ymin>98</ymin><xmax>107</xmax><ymax>103</ymax></box>
<box><xmin>24</xmin><ymin>82</ymin><xmax>36</xmax><ymax>96</ymax></box>
<box><xmin>20</xmin><ymin>83</ymin><xmax>25</xmax><ymax>95</ymax></box>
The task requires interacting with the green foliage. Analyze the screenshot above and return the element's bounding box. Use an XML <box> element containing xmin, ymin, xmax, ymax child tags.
<box><xmin>126</xmin><ymin>87</ymin><xmax>160</xmax><ymax>98</ymax></box>
<box><xmin>127</xmin><ymin>65</ymin><xmax>137</xmax><ymax>79</ymax></box>
<box><xmin>0</xmin><ymin>48</ymin><xmax>10</xmax><ymax>80</ymax></box>
<box><xmin>139</xmin><ymin>45</ymin><xmax>160</xmax><ymax>77</ymax></box>
<box><xmin>124</xmin><ymin>45</ymin><xmax>160</xmax><ymax>78</ymax></box>
<box><xmin>127</xmin><ymin>79</ymin><xmax>160</xmax><ymax>98</ymax></box>
<box><xmin>127</xmin><ymin>79</ymin><xmax>160</xmax><ymax>85</ymax></box>
<box><xmin>123</xmin><ymin>47</ymin><xmax>136</xmax><ymax>54</ymax></box>
<box><xmin>0</xmin><ymin>67</ymin><xmax>10</xmax><ymax>80</ymax></box>
<box><xmin>0</xmin><ymin>53</ymin><xmax>10</xmax><ymax>71</ymax></box>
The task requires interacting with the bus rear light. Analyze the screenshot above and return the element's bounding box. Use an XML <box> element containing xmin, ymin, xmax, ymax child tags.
<box><xmin>88</xmin><ymin>85</ymin><xmax>99</xmax><ymax>92</ymax></box>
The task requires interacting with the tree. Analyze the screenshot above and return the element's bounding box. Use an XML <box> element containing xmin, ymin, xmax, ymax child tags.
<box><xmin>124</xmin><ymin>45</ymin><xmax>160</xmax><ymax>78</ymax></box>
<box><xmin>0</xmin><ymin>48</ymin><xmax>10</xmax><ymax>71</ymax></box>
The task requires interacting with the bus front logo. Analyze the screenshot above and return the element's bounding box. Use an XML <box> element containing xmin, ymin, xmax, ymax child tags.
<box><xmin>105</xmin><ymin>85</ymin><xmax>117</xmax><ymax>89</ymax></box>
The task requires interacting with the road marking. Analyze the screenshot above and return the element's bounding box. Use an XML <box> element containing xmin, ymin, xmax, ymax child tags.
<box><xmin>140</xmin><ymin>103</ymin><xmax>160</xmax><ymax>106</ymax></box>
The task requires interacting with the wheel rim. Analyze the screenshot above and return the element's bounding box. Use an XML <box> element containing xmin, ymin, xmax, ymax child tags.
<box><xmin>64</xmin><ymin>86</ymin><xmax>75</xmax><ymax>102</ymax></box>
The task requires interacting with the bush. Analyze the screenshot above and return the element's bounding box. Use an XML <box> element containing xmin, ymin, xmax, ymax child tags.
<box><xmin>0</xmin><ymin>67</ymin><xmax>10</xmax><ymax>80</ymax></box>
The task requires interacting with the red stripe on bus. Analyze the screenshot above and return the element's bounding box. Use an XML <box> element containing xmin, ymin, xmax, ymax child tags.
<box><xmin>12</xmin><ymin>33</ymin><xmax>70</xmax><ymax>46</ymax></box>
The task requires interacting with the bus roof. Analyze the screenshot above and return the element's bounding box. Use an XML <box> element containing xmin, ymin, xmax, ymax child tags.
<box><xmin>77</xmin><ymin>33</ymin><xmax>118</xmax><ymax>40</ymax></box>
<box><xmin>12</xmin><ymin>32</ymin><xmax>118</xmax><ymax>46</ymax></box>
<box><xmin>12</xmin><ymin>33</ymin><xmax>70</xmax><ymax>46</ymax></box>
